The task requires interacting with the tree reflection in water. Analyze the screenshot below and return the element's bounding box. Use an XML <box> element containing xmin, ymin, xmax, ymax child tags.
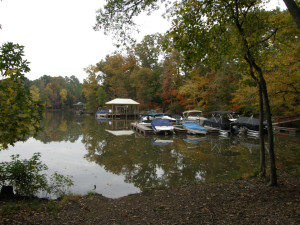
<box><xmin>13</xmin><ymin>112</ymin><xmax>300</xmax><ymax>196</ymax></box>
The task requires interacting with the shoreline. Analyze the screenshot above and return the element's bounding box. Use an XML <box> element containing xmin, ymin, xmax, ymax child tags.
<box><xmin>1</xmin><ymin>171</ymin><xmax>299</xmax><ymax>224</ymax></box>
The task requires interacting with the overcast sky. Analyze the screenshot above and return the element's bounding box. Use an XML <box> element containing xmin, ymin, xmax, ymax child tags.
<box><xmin>0</xmin><ymin>0</ymin><xmax>285</xmax><ymax>82</ymax></box>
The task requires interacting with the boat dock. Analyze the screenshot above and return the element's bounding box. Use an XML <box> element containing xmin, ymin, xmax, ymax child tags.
<box><xmin>131</xmin><ymin>123</ymin><xmax>188</xmax><ymax>135</ymax></box>
<box><xmin>274</xmin><ymin>126</ymin><xmax>299</xmax><ymax>134</ymax></box>
<box><xmin>131</xmin><ymin>123</ymin><xmax>153</xmax><ymax>135</ymax></box>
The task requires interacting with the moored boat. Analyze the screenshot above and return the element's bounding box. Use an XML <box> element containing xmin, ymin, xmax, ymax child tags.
<box><xmin>182</xmin><ymin>110</ymin><xmax>207</xmax><ymax>125</ymax></box>
<box><xmin>234</xmin><ymin>115</ymin><xmax>267</xmax><ymax>137</ymax></box>
<box><xmin>151</xmin><ymin>118</ymin><xmax>174</xmax><ymax>135</ymax></box>
<box><xmin>182</xmin><ymin>122</ymin><xmax>208</xmax><ymax>135</ymax></box>
<box><xmin>95</xmin><ymin>109</ymin><xmax>108</xmax><ymax>119</ymax></box>
<box><xmin>203</xmin><ymin>111</ymin><xmax>239</xmax><ymax>135</ymax></box>
<box><xmin>140</xmin><ymin>112</ymin><xmax>182</xmax><ymax>124</ymax></box>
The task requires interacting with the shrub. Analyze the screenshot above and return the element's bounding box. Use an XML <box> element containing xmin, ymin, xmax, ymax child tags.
<box><xmin>0</xmin><ymin>153</ymin><xmax>73</xmax><ymax>198</ymax></box>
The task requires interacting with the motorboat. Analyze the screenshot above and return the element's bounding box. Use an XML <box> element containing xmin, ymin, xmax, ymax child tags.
<box><xmin>203</xmin><ymin>111</ymin><xmax>239</xmax><ymax>135</ymax></box>
<box><xmin>182</xmin><ymin>110</ymin><xmax>207</xmax><ymax>125</ymax></box>
<box><xmin>182</xmin><ymin>122</ymin><xmax>208</xmax><ymax>135</ymax></box>
<box><xmin>95</xmin><ymin>109</ymin><xmax>108</xmax><ymax>119</ymax></box>
<box><xmin>140</xmin><ymin>112</ymin><xmax>182</xmax><ymax>124</ymax></box>
<box><xmin>234</xmin><ymin>115</ymin><xmax>267</xmax><ymax>137</ymax></box>
<box><xmin>151</xmin><ymin>118</ymin><xmax>174</xmax><ymax>135</ymax></box>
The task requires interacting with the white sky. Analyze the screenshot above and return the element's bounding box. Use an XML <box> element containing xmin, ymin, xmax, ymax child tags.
<box><xmin>0</xmin><ymin>0</ymin><xmax>286</xmax><ymax>82</ymax></box>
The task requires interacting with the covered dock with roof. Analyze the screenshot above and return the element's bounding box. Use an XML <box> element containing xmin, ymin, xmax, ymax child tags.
<box><xmin>105</xmin><ymin>98</ymin><xmax>140</xmax><ymax>118</ymax></box>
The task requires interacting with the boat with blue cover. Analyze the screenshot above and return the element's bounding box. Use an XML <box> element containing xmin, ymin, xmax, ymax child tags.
<box><xmin>151</xmin><ymin>118</ymin><xmax>174</xmax><ymax>135</ymax></box>
<box><xmin>182</xmin><ymin>122</ymin><xmax>208</xmax><ymax>135</ymax></box>
<box><xmin>95</xmin><ymin>109</ymin><xmax>108</xmax><ymax>119</ymax></box>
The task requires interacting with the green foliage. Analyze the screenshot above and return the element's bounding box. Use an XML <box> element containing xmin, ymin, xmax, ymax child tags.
<box><xmin>82</xmin><ymin>66</ymin><xmax>102</xmax><ymax>113</ymax></box>
<box><xmin>30</xmin><ymin>75</ymin><xmax>83</xmax><ymax>110</ymax></box>
<box><xmin>47</xmin><ymin>172</ymin><xmax>74</xmax><ymax>197</ymax></box>
<box><xmin>134</xmin><ymin>33</ymin><xmax>164</xmax><ymax>69</ymax></box>
<box><xmin>97</xmin><ymin>86</ymin><xmax>107</xmax><ymax>107</ymax></box>
<box><xmin>0</xmin><ymin>153</ymin><xmax>73</xmax><ymax>198</ymax></box>
<box><xmin>0</xmin><ymin>153</ymin><xmax>47</xmax><ymax>196</ymax></box>
<box><xmin>94</xmin><ymin>0</ymin><xmax>164</xmax><ymax>46</ymax></box>
<box><xmin>0</xmin><ymin>42</ymin><xmax>44</xmax><ymax>150</ymax></box>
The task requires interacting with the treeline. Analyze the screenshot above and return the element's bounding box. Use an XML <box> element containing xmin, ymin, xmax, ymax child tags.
<box><xmin>28</xmin><ymin>75</ymin><xmax>84</xmax><ymax>110</ymax></box>
<box><xmin>28</xmin><ymin>10</ymin><xmax>299</xmax><ymax>116</ymax></box>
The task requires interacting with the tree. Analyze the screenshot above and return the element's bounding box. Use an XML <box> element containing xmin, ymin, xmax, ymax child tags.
<box><xmin>283</xmin><ymin>0</ymin><xmax>300</xmax><ymax>30</ymax></box>
<box><xmin>94</xmin><ymin>0</ymin><xmax>164</xmax><ymax>46</ymax></box>
<box><xmin>134</xmin><ymin>33</ymin><xmax>164</xmax><ymax>69</ymax></box>
<box><xmin>96</xmin><ymin>86</ymin><xmax>107</xmax><ymax>107</ymax></box>
<box><xmin>0</xmin><ymin>42</ymin><xmax>43</xmax><ymax>150</ymax></box>
<box><xmin>30</xmin><ymin>85</ymin><xmax>40</xmax><ymax>101</ymax></box>
<box><xmin>60</xmin><ymin>89</ymin><xmax>68</xmax><ymax>109</ymax></box>
<box><xmin>65</xmin><ymin>75</ymin><xmax>82</xmax><ymax>106</ymax></box>
<box><xmin>97</xmin><ymin>54</ymin><xmax>137</xmax><ymax>99</ymax></box>
<box><xmin>82</xmin><ymin>65</ymin><xmax>101</xmax><ymax>113</ymax></box>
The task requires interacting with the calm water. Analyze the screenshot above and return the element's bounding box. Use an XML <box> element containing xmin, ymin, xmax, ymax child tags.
<box><xmin>1</xmin><ymin>112</ymin><xmax>299</xmax><ymax>198</ymax></box>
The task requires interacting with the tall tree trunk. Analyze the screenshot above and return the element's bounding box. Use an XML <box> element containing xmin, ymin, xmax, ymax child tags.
<box><xmin>258</xmin><ymin>82</ymin><xmax>266</xmax><ymax>177</ymax></box>
<box><xmin>283</xmin><ymin>0</ymin><xmax>300</xmax><ymax>30</ymax></box>
<box><xmin>247</xmin><ymin>60</ymin><xmax>266</xmax><ymax>176</ymax></box>
<box><xmin>234</xmin><ymin>4</ymin><xmax>277</xmax><ymax>185</ymax></box>
<box><xmin>254</xmin><ymin>66</ymin><xmax>277</xmax><ymax>186</ymax></box>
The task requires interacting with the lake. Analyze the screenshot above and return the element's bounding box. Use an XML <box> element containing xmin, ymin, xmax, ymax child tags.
<box><xmin>1</xmin><ymin>112</ymin><xmax>299</xmax><ymax>198</ymax></box>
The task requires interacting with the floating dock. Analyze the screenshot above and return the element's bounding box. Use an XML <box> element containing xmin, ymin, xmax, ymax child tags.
<box><xmin>131</xmin><ymin>123</ymin><xmax>153</xmax><ymax>135</ymax></box>
<box><xmin>273</xmin><ymin>126</ymin><xmax>299</xmax><ymax>134</ymax></box>
<box><xmin>131</xmin><ymin>123</ymin><xmax>188</xmax><ymax>135</ymax></box>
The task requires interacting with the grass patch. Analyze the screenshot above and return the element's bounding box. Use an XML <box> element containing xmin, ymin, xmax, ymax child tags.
<box><xmin>0</xmin><ymin>198</ymin><xmax>47</xmax><ymax>217</ymax></box>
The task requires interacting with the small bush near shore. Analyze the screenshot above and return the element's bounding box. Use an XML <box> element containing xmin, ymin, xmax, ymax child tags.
<box><xmin>0</xmin><ymin>153</ymin><xmax>73</xmax><ymax>198</ymax></box>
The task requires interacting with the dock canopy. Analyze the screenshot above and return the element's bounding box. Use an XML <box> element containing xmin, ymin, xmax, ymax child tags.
<box><xmin>105</xmin><ymin>98</ymin><xmax>139</xmax><ymax>118</ymax></box>
<box><xmin>105</xmin><ymin>98</ymin><xmax>140</xmax><ymax>105</ymax></box>
<box><xmin>73</xmin><ymin>102</ymin><xmax>85</xmax><ymax>106</ymax></box>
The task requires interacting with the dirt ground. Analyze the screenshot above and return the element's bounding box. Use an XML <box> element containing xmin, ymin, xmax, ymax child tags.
<box><xmin>1</xmin><ymin>172</ymin><xmax>299</xmax><ymax>225</ymax></box>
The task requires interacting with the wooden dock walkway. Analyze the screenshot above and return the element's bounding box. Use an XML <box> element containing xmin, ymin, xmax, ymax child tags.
<box><xmin>273</xmin><ymin>126</ymin><xmax>299</xmax><ymax>134</ymax></box>
<box><xmin>272</xmin><ymin>115</ymin><xmax>300</xmax><ymax>126</ymax></box>
<box><xmin>131</xmin><ymin>123</ymin><xmax>153</xmax><ymax>135</ymax></box>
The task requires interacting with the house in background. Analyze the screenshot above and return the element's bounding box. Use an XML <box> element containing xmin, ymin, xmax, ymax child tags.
<box><xmin>105</xmin><ymin>98</ymin><xmax>140</xmax><ymax>119</ymax></box>
<box><xmin>73</xmin><ymin>102</ymin><xmax>85</xmax><ymax>115</ymax></box>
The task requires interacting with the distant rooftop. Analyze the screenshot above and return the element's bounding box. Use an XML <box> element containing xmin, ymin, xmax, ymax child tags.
<box><xmin>105</xmin><ymin>98</ymin><xmax>140</xmax><ymax>105</ymax></box>
<box><xmin>73</xmin><ymin>102</ymin><xmax>85</xmax><ymax>106</ymax></box>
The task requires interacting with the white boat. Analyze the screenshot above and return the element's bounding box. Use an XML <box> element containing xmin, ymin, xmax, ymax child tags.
<box><xmin>151</xmin><ymin>118</ymin><xmax>174</xmax><ymax>135</ymax></box>
<box><xmin>141</xmin><ymin>113</ymin><xmax>182</xmax><ymax>124</ymax></box>
<box><xmin>95</xmin><ymin>109</ymin><xmax>108</xmax><ymax>119</ymax></box>
<box><xmin>182</xmin><ymin>110</ymin><xmax>207</xmax><ymax>125</ymax></box>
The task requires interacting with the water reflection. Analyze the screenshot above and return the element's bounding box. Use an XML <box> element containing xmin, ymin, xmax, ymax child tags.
<box><xmin>2</xmin><ymin>111</ymin><xmax>299</xmax><ymax>198</ymax></box>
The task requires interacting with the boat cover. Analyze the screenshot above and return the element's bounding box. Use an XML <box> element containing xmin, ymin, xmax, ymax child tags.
<box><xmin>151</xmin><ymin>118</ymin><xmax>173</xmax><ymax>127</ymax></box>
<box><xmin>203</xmin><ymin>117</ymin><xmax>231</xmax><ymax>130</ymax></box>
<box><xmin>234</xmin><ymin>117</ymin><xmax>266</xmax><ymax>131</ymax></box>
<box><xmin>96</xmin><ymin>110</ymin><xmax>107</xmax><ymax>114</ymax></box>
<box><xmin>235</xmin><ymin>117</ymin><xmax>259</xmax><ymax>125</ymax></box>
<box><xmin>183</xmin><ymin>122</ymin><xmax>208</xmax><ymax>131</ymax></box>
<box><xmin>212</xmin><ymin>111</ymin><xmax>237</xmax><ymax>115</ymax></box>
